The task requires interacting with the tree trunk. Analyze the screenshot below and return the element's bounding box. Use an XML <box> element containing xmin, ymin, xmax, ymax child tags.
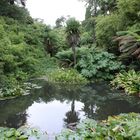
<box><xmin>94</xmin><ymin>0</ymin><xmax>97</xmax><ymax>16</ymax></box>
<box><xmin>72</xmin><ymin>45</ymin><xmax>76</xmax><ymax>66</ymax></box>
<box><xmin>93</xmin><ymin>28</ymin><xmax>96</xmax><ymax>43</ymax></box>
<box><xmin>71</xmin><ymin>100</ymin><xmax>75</xmax><ymax>113</ymax></box>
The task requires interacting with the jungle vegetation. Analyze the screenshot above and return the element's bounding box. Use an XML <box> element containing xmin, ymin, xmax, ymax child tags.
<box><xmin>0</xmin><ymin>0</ymin><xmax>140</xmax><ymax>139</ymax></box>
<box><xmin>0</xmin><ymin>0</ymin><xmax>140</xmax><ymax>97</ymax></box>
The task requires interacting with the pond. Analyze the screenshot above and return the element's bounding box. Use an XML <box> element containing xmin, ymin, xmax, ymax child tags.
<box><xmin>0</xmin><ymin>80</ymin><xmax>140</xmax><ymax>136</ymax></box>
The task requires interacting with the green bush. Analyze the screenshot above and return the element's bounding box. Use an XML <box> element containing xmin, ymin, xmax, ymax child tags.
<box><xmin>95</xmin><ymin>0</ymin><xmax>140</xmax><ymax>51</ymax></box>
<box><xmin>48</xmin><ymin>68</ymin><xmax>88</xmax><ymax>84</ymax></box>
<box><xmin>114</xmin><ymin>30</ymin><xmax>140</xmax><ymax>61</ymax></box>
<box><xmin>76</xmin><ymin>48</ymin><xmax>124</xmax><ymax>80</ymax></box>
<box><xmin>80</xmin><ymin>31</ymin><xmax>93</xmax><ymax>45</ymax></box>
<box><xmin>111</xmin><ymin>70</ymin><xmax>140</xmax><ymax>95</ymax></box>
<box><xmin>56</xmin><ymin>46</ymin><xmax>93</xmax><ymax>67</ymax></box>
<box><xmin>0</xmin><ymin>0</ymin><xmax>33</xmax><ymax>24</ymax></box>
<box><xmin>57</xmin><ymin>113</ymin><xmax>140</xmax><ymax>140</ymax></box>
<box><xmin>0</xmin><ymin>126</ymin><xmax>46</xmax><ymax>139</ymax></box>
<box><xmin>50</xmin><ymin>28</ymin><xmax>68</xmax><ymax>51</ymax></box>
<box><xmin>95</xmin><ymin>13</ymin><xmax>123</xmax><ymax>49</ymax></box>
<box><xmin>0</xmin><ymin>16</ymin><xmax>59</xmax><ymax>98</ymax></box>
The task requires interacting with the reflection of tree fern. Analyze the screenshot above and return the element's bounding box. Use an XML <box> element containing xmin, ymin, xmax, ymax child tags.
<box><xmin>114</xmin><ymin>30</ymin><xmax>140</xmax><ymax>59</ymax></box>
<box><xmin>64</xmin><ymin>111</ymin><xmax>79</xmax><ymax>125</ymax></box>
<box><xmin>64</xmin><ymin>100</ymin><xmax>80</xmax><ymax>129</ymax></box>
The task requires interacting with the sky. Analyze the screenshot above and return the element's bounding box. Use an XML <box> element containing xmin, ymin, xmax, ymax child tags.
<box><xmin>26</xmin><ymin>0</ymin><xmax>86</xmax><ymax>26</ymax></box>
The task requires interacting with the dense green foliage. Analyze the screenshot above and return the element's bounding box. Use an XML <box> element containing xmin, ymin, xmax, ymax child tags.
<box><xmin>0</xmin><ymin>0</ymin><xmax>139</xmax><ymax>97</ymax></box>
<box><xmin>96</xmin><ymin>13</ymin><xmax>123</xmax><ymax>49</ymax></box>
<box><xmin>95</xmin><ymin>0</ymin><xmax>140</xmax><ymax>50</ymax></box>
<box><xmin>0</xmin><ymin>15</ymin><xmax>58</xmax><ymax>97</ymax></box>
<box><xmin>0</xmin><ymin>0</ymin><xmax>140</xmax><ymax>139</ymax></box>
<box><xmin>48</xmin><ymin>68</ymin><xmax>88</xmax><ymax>84</ymax></box>
<box><xmin>114</xmin><ymin>30</ymin><xmax>140</xmax><ymax>60</ymax></box>
<box><xmin>0</xmin><ymin>17</ymin><xmax>44</xmax><ymax>76</ymax></box>
<box><xmin>57</xmin><ymin>113</ymin><xmax>140</xmax><ymax>140</ymax></box>
<box><xmin>0</xmin><ymin>126</ymin><xmax>46</xmax><ymax>139</ymax></box>
<box><xmin>56</xmin><ymin>47</ymin><xmax>124</xmax><ymax>80</ymax></box>
<box><xmin>79</xmin><ymin>0</ymin><xmax>140</xmax><ymax>95</ymax></box>
<box><xmin>77</xmin><ymin>48</ymin><xmax>124</xmax><ymax>80</ymax></box>
<box><xmin>0</xmin><ymin>82</ymin><xmax>41</xmax><ymax>100</ymax></box>
<box><xmin>112</xmin><ymin>70</ymin><xmax>140</xmax><ymax>95</ymax></box>
<box><xmin>0</xmin><ymin>0</ymin><xmax>32</xmax><ymax>23</ymax></box>
<box><xmin>56</xmin><ymin>46</ymin><xmax>90</xmax><ymax>67</ymax></box>
<box><xmin>44</xmin><ymin>26</ymin><xmax>67</xmax><ymax>56</ymax></box>
<box><xmin>2</xmin><ymin>113</ymin><xmax>140</xmax><ymax>140</ymax></box>
<box><xmin>82</xmin><ymin>0</ymin><xmax>140</xmax><ymax>56</ymax></box>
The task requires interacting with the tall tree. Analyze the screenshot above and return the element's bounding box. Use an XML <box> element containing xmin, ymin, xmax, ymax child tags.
<box><xmin>66</xmin><ymin>18</ymin><xmax>80</xmax><ymax>66</ymax></box>
<box><xmin>0</xmin><ymin>0</ymin><xmax>32</xmax><ymax>23</ymax></box>
<box><xmin>80</xmin><ymin>0</ymin><xmax>117</xmax><ymax>16</ymax></box>
<box><xmin>55</xmin><ymin>16</ymin><xmax>66</xmax><ymax>28</ymax></box>
<box><xmin>81</xmin><ymin>0</ymin><xmax>98</xmax><ymax>44</ymax></box>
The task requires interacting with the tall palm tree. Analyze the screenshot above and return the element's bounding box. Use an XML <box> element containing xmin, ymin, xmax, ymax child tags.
<box><xmin>66</xmin><ymin>18</ymin><xmax>80</xmax><ymax>66</ymax></box>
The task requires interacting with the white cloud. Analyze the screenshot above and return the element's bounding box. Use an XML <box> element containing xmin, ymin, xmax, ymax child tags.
<box><xmin>26</xmin><ymin>0</ymin><xmax>86</xmax><ymax>25</ymax></box>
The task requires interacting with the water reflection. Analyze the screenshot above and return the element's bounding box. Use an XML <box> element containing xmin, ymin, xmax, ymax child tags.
<box><xmin>64</xmin><ymin>100</ymin><xmax>80</xmax><ymax>129</ymax></box>
<box><xmin>0</xmin><ymin>81</ymin><xmax>140</xmax><ymax>133</ymax></box>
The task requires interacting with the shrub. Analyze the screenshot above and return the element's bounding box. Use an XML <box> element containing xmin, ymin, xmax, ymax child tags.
<box><xmin>114</xmin><ymin>30</ymin><xmax>140</xmax><ymax>60</ymax></box>
<box><xmin>95</xmin><ymin>13</ymin><xmax>123</xmax><ymax>49</ymax></box>
<box><xmin>80</xmin><ymin>31</ymin><xmax>93</xmax><ymax>45</ymax></box>
<box><xmin>0</xmin><ymin>16</ymin><xmax>59</xmax><ymax>98</ymax></box>
<box><xmin>56</xmin><ymin>49</ymin><xmax>74</xmax><ymax>66</ymax></box>
<box><xmin>55</xmin><ymin>46</ymin><xmax>94</xmax><ymax>67</ymax></box>
<box><xmin>0</xmin><ymin>126</ymin><xmax>46</xmax><ymax>139</ymax></box>
<box><xmin>76</xmin><ymin>48</ymin><xmax>124</xmax><ymax>80</ymax></box>
<box><xmin>47</xmin><ymin>68</ymin><xmax>88</xmax><ymax>84</ymax></box>
<box><xmin>111</xmin><ymin>70</ymin><xmax>140</xmax><ymax>95</ymax></box>
<box><xmin>57</xmin><ymin>113</ymin><xmax>140</xmax><ymax>140</ymax></box>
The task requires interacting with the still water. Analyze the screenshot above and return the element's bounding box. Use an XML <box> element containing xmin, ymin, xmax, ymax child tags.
<box><xmin>0</xmin><ymin>81</ymin><xmax>140</xmax><ymax>135</ymax></box>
